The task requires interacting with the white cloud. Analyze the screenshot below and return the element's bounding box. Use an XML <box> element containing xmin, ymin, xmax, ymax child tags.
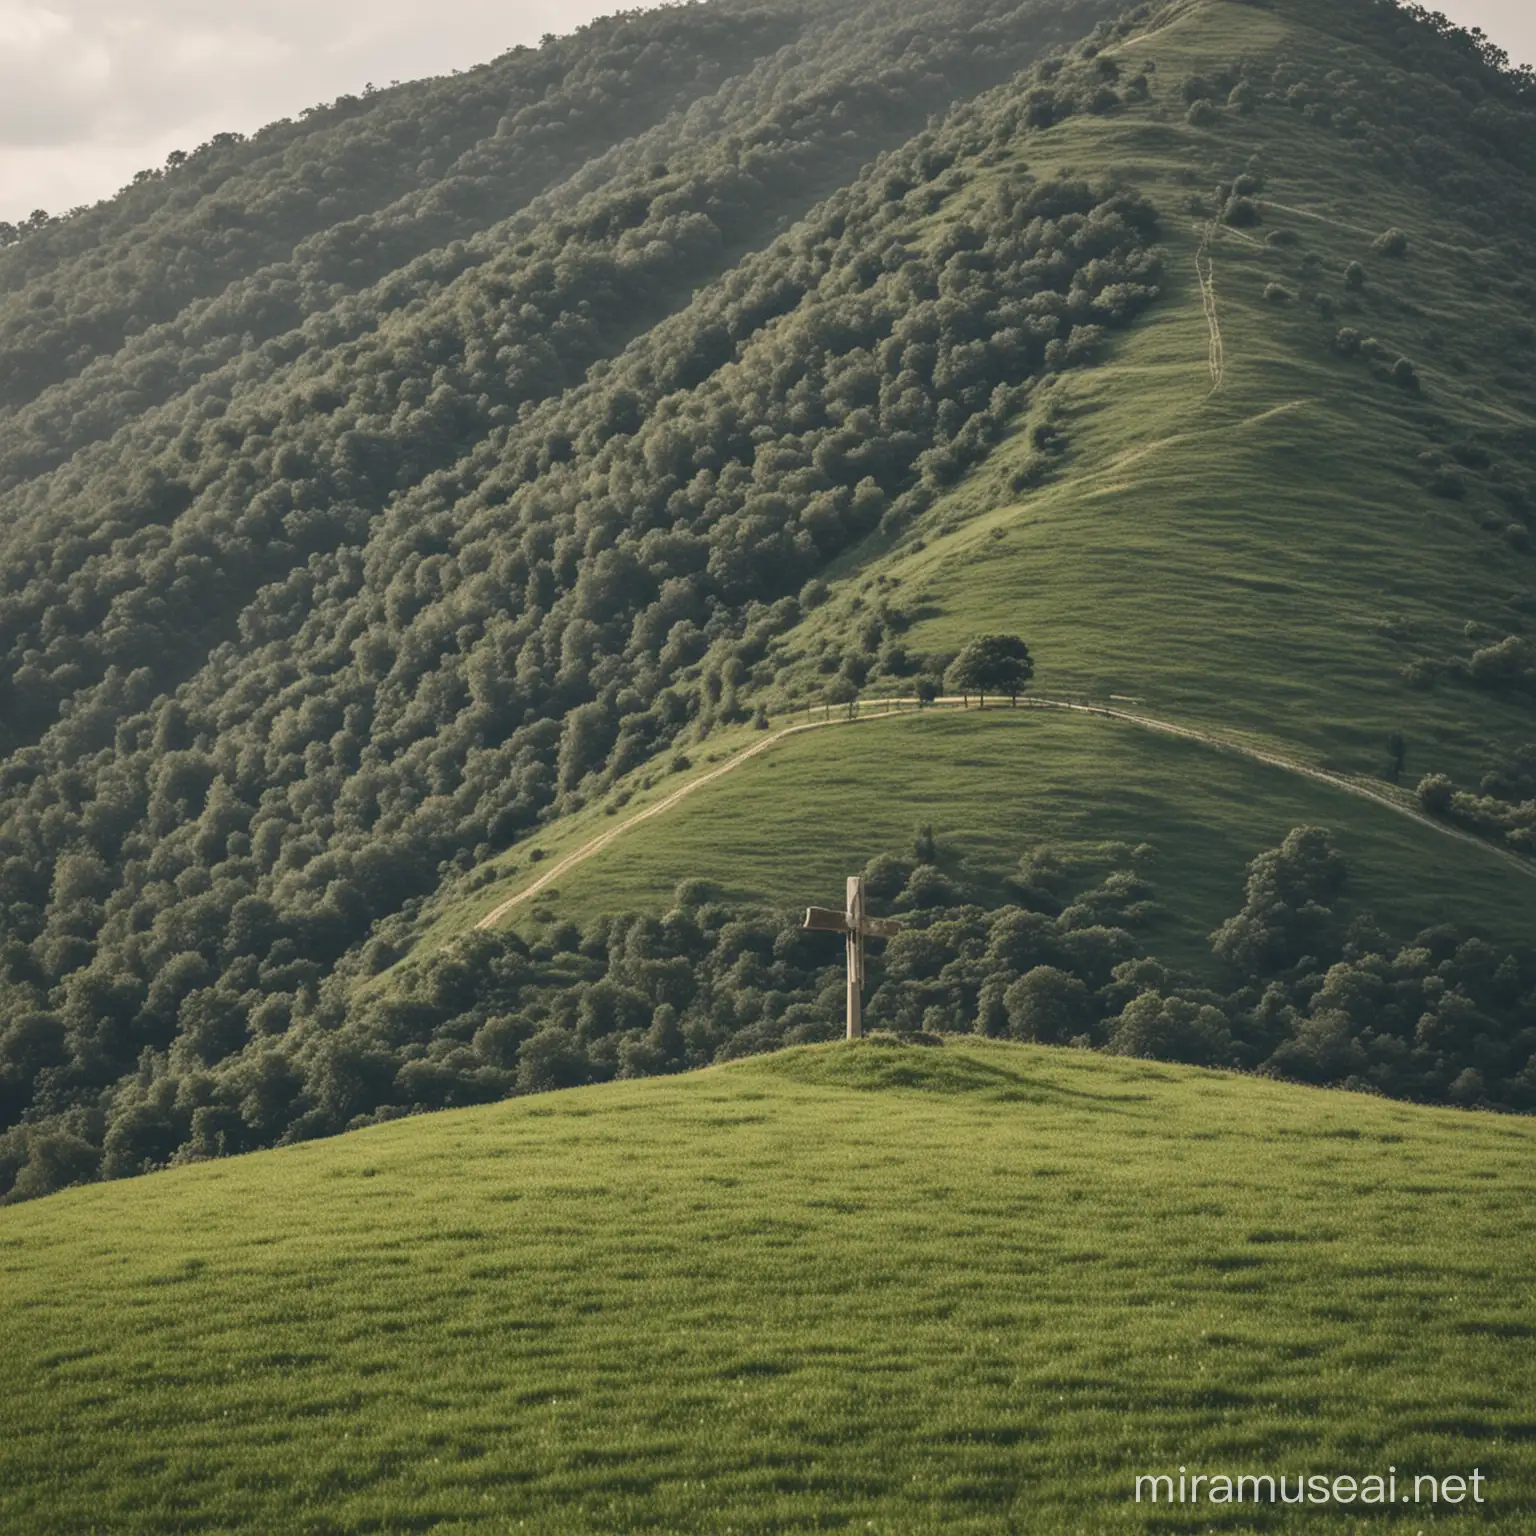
<box><xmin>1</xmin><ymin>0</ymin><xmax>1533</xmax><ymax>225</ymax></box>
<box><xmin>0</xmin><ymin>5</ymin><xmax>110</xmax><ymax>148</ymax></box>
<box><xmin>0</xmin><ymin>1</ymin><xmax>641</xmax><ymax>220</ymax></box>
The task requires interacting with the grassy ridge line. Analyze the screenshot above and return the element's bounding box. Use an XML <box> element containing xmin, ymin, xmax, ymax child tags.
<box><xmin>475</xmin><ymin>694</ymin><xmax>1535</xmax><ymax>932</ymax></box>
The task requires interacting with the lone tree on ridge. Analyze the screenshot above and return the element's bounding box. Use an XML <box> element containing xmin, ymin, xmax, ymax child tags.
<box><xmin>945</xmin><ymin>634</ymin><xmax>1035</xmax><ymax>708</ymax></box>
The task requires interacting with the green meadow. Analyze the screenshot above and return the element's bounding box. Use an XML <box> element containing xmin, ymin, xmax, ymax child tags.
<box><xmin>451</xmin><ymin>710</ymin><xmax>1535</xmax><ymax>977</ymax></box>
<box><xmin>2</xmin><ymin>1039</ymin><xmax>1532</xmax><ymax>1533</ymax></box>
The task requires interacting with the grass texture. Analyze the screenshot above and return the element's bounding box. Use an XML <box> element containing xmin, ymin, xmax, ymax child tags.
<box><xmin>799</xmin><ymin>0</ymin><xmax>1536</xmax><ymax>783</ymax></box>
<box><xmin>2</xmin><ymin>1039</ymin><xmax>1532</xmax><ymax>1533</ymax></box>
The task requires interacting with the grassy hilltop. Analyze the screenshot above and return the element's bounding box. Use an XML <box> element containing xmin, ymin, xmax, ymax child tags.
<box><xmin>790</xmin><ymin>0</ymin><xmax>1536</xmax><ymax>777</ymax></box>
<box><xmin>4</xmin><ymin>1039</ymin><xmax>1535</xmax><ymax>1533</ymax></box>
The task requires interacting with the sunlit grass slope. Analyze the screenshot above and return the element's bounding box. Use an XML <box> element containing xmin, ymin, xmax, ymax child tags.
<box><xmin>782</xmin><ymin>0</ymin><xmax>1536</xmax><ymax>786</ymax></box>
<box><xmin>457</xmin><ymin>710</ymin><xmax>1535</xmax><ymax>973</ymax></box>
<box><xmin>2</xmin><ymin>1040</ymin><xmax>1533</xmax><ymax>1533</ymax></box>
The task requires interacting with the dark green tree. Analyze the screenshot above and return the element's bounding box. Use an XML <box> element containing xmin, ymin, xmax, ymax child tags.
<box><xmin>944</xmin><ymin>634</ymin><xmax>1035</xmax><ymax>707</ymax></box>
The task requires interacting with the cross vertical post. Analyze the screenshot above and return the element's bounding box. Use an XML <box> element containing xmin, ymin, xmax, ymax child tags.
<box><xmin>802</xmin><ymin>876</ymin><xmax>902</xmax><ymax>1040</ymax></box>
<box><xmin>846</xmin><ymin>875</ymin><xmax>865</xmax><ymax>1040</ymax></box>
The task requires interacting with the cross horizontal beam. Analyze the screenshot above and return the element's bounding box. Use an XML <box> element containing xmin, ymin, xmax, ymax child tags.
<box><xmin>803</xmin><ymin>907</ymin><xmax>902</xmax><ymax>938</ymax></box>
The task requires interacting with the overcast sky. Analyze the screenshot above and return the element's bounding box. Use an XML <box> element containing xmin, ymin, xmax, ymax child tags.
<box><xmin>3</xmin><ymin>0</ymin><xmax>1534</xmax><ymax>225</ymax></box>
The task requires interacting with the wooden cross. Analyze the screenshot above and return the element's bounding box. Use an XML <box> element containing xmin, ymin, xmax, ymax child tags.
<box><xmin>803</xmin><ymin>876</ymin><xmax>902</xmax><ymax>1040</ymax></box>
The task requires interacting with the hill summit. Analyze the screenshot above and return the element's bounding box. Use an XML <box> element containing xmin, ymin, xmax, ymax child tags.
<box><xmin>2</xmin><ymin>1038</ymin><xmax>1534</xmax><ymax>1531</ymax></box>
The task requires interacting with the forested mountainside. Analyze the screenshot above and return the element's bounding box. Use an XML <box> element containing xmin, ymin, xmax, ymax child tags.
<box><xmin>2</xmin><ymin>0</ymin><xmax>1535</xmax><ymax>1201</ymax></box>
<box><xmin>0</xmin><ymin>0</ymin><xmax>1107</xmax><ymax>498</ymax></box>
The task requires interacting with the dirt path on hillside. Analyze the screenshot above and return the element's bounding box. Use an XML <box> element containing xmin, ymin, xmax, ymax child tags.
<box><xmin>475</xmin><ymin>695</ymin><xmax>1535</xmax><ymax>928</ymax></box>
<box><xmin>475</xmin><ymin>707</ymin><xmax>911</xmax><ymax>928</ymax></box>
<box><xmin>1019</xmin><ymin>698</ymin><xmax>1536</xmax><ymax>879</ymax></box>
<box><xmin>1195</xmin><ymin>220</ymin><xmax>1225</xmax><ymax>394</ymax></box>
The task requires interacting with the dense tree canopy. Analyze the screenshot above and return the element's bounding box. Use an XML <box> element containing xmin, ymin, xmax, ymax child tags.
<box><xmin>4</xmin><ymin>822</ymin><xmax>1531</xmax><ymax>1203</ymax></box>
<box><xmin>0</xmin><ymin>0</ymin><xmax>1533</xmax><ymax>1199</ymax></box>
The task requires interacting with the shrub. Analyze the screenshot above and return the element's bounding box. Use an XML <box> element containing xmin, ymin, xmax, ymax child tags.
<box><xmin>1023</xmin><ymin>88</ymin><xmax>1059</xmax><ymax>129</ymax></box>
<box><xmin>1265</xmin><ymin>226</ymin><xmax>1298</xmax><ymax>247</ymax></box>
<box><xmin>1186</xmin><ymin>99</ymin><xmax>1218</xmax><ymax>127</ymax></box>
<box><xmin>1372</xmin><ymin>227</ymin><xmax>1409</xmax><ymax>257</ymax></box>
<box><xmin>1209</xmin><ymin>827</ymin><xmax>1347</xmax><ymax>977</ymax></box>
<box><xmin>900</xmin><ymin>864</ymin><xmax>956</xmax><ymax>909</ymax></box>
<box><xmin>1344</xmin><ymin>260</ymin><xmax>1367</xmax><ymax>290</ymax></box>
<box><xmin>1228</xmin><ymin>81</ymin><xmax>1255</xmax><ymax>114</ymax></box>
<box><xmin>1417</xmin><ymin>774</ymin><xmax>1455</xmax><ymax>815</ymax></box>
<box><xmin>1004</xmin><ymin>966</ymin><xmax>1091</xmax><ymax>1044</ymax></box>
<box><xmin>861</xmin><ymin>853</ymin><xmax>910</xmax><ymax>902</ymax></box>
<box><xmin>1264</xmin><ymin>1009</ymin><xmax>1367</xmax><ymax>1084</ymax></box>
<box><xmin>473</xmin><ymin>1015</ymin><xmax>531</xmax><ymax>1070</ymax></box>
<box><xmin>1448</xmin><ymin>1068</ymin><xmax>1486</xmax><ymax>1106</ymax></box>
<box><xmin>1108</xmin><ymin>993</ymin><xmax>1232</xmax><ymax>1065</ymax></box>
<box><xmin>1391</xmin><ymin>356</ymin><xmax>1420</xmax><ymax>389</ymax></box>
<box><xmin>1469</xmin><ymin>635</ymin><xmax>1535</xmax><ymax>691</ymax></box>
<box><xmin>1009</xmin><ymin>455</ymin><xmax>1049</xmax><ymax>492</ymax></box>
<box><xmin>4</xmin><ymin>1132</ymin><xmax>101</xmax><ymax>1202</ymax></box>
<box><xmin>1223</xmin><ymin>195</ymin><xmax>1260</xmax><ymax>226</ymax></box>
<box><xmin>1333</xmin><ymin>327</ymin><xmax>1363</xmax><ymax>356</ymax></box>
<box><xmin>516</xmin><ymin>1026</ymin><xmax>590</xmax><ymax>1093</ymax></box>
<box><xmin>1264</xmin><ymin>283</ymin><xmax>1294</xmax><ymax>304</ymax></box>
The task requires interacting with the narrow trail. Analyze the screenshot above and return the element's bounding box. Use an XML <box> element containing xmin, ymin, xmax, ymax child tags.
<box><xmin>1195</xmin><ymin>220</ymin><xmax>1225</xmax><ymax>394</ymax></box>
<box><xmin>476</xmin><ymin>714</ymin><xmax>855</xmax><ymax>928</ymax></box>
<box><xmin>1025</xmin><ymin>698</ymin><xmax>1536</xmax><ymax>880</ymax></box>
<box><xmin>475</xmin><ymin>696</ymin><xmax>1535</xmax><ymax>928</ymax></box>
<box><xmin>1260</xmin><ymin>200</ymin><xmax>1463</xmax><ymax>258</ymax></box>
